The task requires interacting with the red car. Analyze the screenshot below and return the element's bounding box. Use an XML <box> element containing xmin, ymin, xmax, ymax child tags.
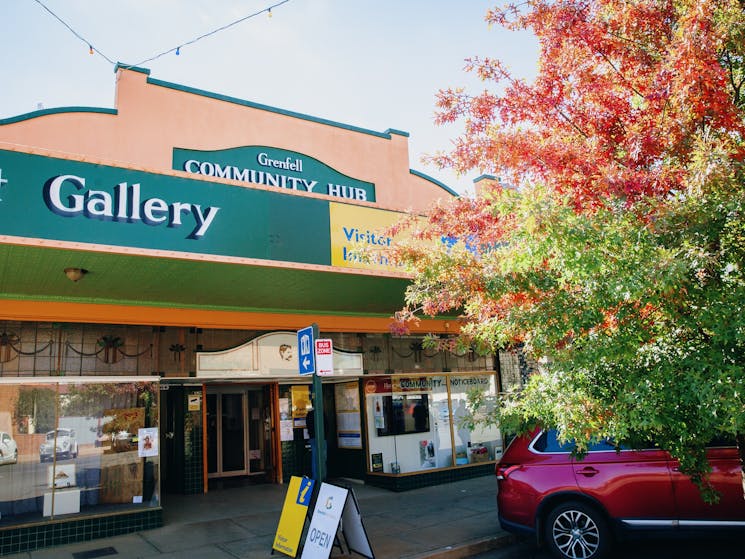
<box><xmin>496</xmin><ymin>429</ymin><xmax>745</xmax><ymax>559</ymax></box>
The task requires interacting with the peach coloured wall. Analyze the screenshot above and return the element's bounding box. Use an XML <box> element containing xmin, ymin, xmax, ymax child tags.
<box><xmin>0</xmin><ymin>67</ymin><xmax>455</xmax><ymax>213</ymax></box>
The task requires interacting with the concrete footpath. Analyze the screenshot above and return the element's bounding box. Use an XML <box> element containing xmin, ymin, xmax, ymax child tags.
<box><xmin>6</xmin><ymin>475</ymin><xmax>515</xmax><ymax>559</ymax></box>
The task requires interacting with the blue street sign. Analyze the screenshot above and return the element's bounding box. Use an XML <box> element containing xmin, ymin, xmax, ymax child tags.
<box><xmin>297</xmin><ymin>326</ymin><xmax>315</xmax><ymax>375</ymax></box>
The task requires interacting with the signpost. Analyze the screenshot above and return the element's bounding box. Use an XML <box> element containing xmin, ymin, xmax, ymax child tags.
<box><xmin>314</xmin><ymin>339</ymin><xmax>334</xmax><ymax>376</ymax></box>
<box><xmin>299</xmin><ymin>324</ymin><xmax>325</xmax><ymax>481</ymax></box>
<box><xmin>298</xmin><ymin>326</ymin><xmax>315</xmax><ymax>376</ymax></box>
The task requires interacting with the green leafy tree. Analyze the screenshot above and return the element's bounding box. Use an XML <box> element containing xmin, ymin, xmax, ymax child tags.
<box><xmin>384</xmin><ymin>0</ymin><xmax>745</xmax><ymax>499</ymax></box>
<box><xmin>14</xmin><ymin>388</ymin><xmax>56</xmax><ymax>433</ymax></box>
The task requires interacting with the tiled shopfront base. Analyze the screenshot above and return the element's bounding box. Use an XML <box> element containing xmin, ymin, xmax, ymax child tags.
<box><xmin>0</xmin><ymin>508</ymin><xmax>163</xmax><ymax>556</ymax></box>
<box><xmin>365</xmin><ymin>463</ymin><xmax>494</xmax><ymax>492</ymax></box>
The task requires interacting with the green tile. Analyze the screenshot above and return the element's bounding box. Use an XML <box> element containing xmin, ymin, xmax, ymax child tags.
<box><xmin>0</xmin><ymin>509</ymin><xmax>163</xmax><ymax>555</ymax></box>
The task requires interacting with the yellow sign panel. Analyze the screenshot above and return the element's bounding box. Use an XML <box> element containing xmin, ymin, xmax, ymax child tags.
<box><xmin>273</xmin><ymin>476</ymin><xmax>315</xmax><ymax>557</ymax></box>
<box><xmin>187</xmin><ymin>392</ymin><xmax>202</xmax><ymax>411</ymax></box>
<box><xmin>329</xmin><ymin>202</ymin><xmax>411</xmax><ymax>272</ymax></box>
<box><xmin>291</xmin><ymin>385</ymin><xmax>311</xmax><ymax>419</ymax></box>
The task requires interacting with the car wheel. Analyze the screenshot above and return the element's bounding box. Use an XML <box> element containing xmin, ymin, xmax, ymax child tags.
<box><xmin>13</xmin><ymin>450</ymin><xmax>17</xmax><ymax>463</ymax></box>
<box><xmin>545</xmin><ymin>501</ymin><xmax>610</xmax><ymax>559</ymax></box>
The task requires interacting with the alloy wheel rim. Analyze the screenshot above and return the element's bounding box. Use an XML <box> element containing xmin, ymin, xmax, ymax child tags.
<box><xmin>552</xmin><ymin>509</ymin><xmax>600</xmax><ymax>559</ymax></box>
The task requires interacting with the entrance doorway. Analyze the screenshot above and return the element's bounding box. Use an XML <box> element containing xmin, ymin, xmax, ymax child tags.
<box><xmin>206</xmin><ymin>386</ymin><xmax>272</xmax><ymax>479</ymax></box>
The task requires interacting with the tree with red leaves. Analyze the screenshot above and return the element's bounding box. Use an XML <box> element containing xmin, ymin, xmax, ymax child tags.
<box><xmin>386</xmin><ymin>0</ymin><xmax>745</xmax><ymax>500</ymax></box>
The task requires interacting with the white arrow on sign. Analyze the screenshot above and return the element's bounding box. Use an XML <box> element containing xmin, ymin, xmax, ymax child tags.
<box><xmin>303</xmin><ymin>357</ymin><xmax>311</xmax><ymax>370</ymax></box>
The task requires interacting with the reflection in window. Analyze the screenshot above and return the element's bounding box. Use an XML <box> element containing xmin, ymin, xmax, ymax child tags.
<box><xmin>0</xmin><ymin>379</ymin><xmax>160</xmax><ymax>527</ymax></box>
<box><xmin>376</xmin><ymin>394</ymin><xmax>430</xmax><ymax>436</ymax></box>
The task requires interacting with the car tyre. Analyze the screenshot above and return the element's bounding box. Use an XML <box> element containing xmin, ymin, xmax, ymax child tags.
<box><xmin>545</xmin><ymin>500</ymin><xmax>610</xmax><ymax>559</ymax></box>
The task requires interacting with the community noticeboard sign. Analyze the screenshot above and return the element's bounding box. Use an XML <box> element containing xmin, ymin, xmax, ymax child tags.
<box><xmin>273</xmin><ymin>476</ymin><xmax>315</xmax><ymax>557</ymax></box>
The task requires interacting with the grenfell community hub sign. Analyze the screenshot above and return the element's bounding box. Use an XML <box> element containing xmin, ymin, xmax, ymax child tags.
<box><xmin>173</xmin><ymin>146</ymin><xmax>376</xmax><ymax>203</ymax></box>
<box><xmin>0</xmin><ymin>148</ymin><xmax>408</xmax><ymax>273</ymax></box>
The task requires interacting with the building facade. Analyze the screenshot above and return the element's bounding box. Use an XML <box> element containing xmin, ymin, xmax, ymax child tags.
<box><xmin>0</xmin><ymin>65</ymin><xmax>519</xmax><ymax>554</ymax></box>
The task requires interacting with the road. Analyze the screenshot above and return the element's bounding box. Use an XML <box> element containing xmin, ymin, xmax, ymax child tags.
<box><xmin>471</xmin><ymin>534</ymin><xmax>745</xmax><ymax>559</ymax></box>
<box><xmin>0</xmin><ymin>447</ymin><xmax>140</xmax><ymax>504</ymax></box>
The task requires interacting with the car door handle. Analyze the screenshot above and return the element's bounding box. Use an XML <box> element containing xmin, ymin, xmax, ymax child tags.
<box><xmin>576</xmin><ymin>467</ymin><xmax>599</xmax><ymax>477</ymax></box>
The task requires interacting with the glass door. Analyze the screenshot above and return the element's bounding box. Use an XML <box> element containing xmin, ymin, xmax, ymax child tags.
<box><xmin>207</xmin><ymin>390</ymin><xmax>248</xmax><ymax>478</ymax></box>
<box><xmin>247</xmin><ymin>390</ymin><xmax>264</xmax><ymax>474</ymax></box>
<box><xmin>221</xmin><ymin>393</ymin><xmax>246</xmax><ymax>473</ymax></box>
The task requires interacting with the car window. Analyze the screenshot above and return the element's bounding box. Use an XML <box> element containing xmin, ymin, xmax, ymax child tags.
<box><xmin>706</xmin><ymin>434</ymin><xmax>736</xmax><ymax>448</ymax></box>
<box><xmin>532</xmin><ymin>430</ymin><xmax>575</xmax><ymax>453</ymax></box>
<box><xmin>532</xmin><ymin>430</ymin><xmax>626</xmax><ymax>453</ymax></box>
<box><xmin>587</xmin><ymin>439</ymin><xmax>622</xmax><ymax>452</ymax></box>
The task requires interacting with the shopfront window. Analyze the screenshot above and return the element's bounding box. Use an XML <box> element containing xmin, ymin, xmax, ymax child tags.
<box><xmin>430</xmin><ymin>378</ymin><xmax>452</xmax><ymax>468</ymax></box>
<box><xmin>0</xmin><ymin>378</ymin><xmax>159</xmax><ymax>527</ymax></box>
<box><xmin>365</xmin><ymin>373</ymin><xmax>499</xmax><ymax>475</ymax></box>
<box><xmin>449</xmin><ymin>373</ymin><xmax>501</xmax><ymax>465</ymax></box>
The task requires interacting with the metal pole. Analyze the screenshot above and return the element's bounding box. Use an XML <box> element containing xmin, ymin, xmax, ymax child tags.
<box><xmin>311</xmin><ymin>323</ymin><xmax>326</xmax><ymax>482</ymax></box>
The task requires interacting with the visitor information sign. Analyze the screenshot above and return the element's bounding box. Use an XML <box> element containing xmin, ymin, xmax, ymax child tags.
<box><xmin>273</xmin><ymin>476</ymin><xmax>315</xmax><ymax>557</ymax></box>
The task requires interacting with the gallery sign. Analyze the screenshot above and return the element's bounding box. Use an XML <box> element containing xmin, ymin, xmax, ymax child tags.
<box><xmin>43</xmin><ymin>174</ymin><xmax>219</xmax><ymax>239</ymax></box>
<box><xmin>0</xmin><ymin>149</ymin><xmax>330</xmax><ymax>265</ymax></box>
<box><xmin>173</xmin><ymin>146</ymin><xmax>376</xmax><ymax>203</ymax></box>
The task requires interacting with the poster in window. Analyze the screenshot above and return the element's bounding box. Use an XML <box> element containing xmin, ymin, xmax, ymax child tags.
<box><xmin>419</xmin><ymin>439</ymin><xmax>436</xmax><ymax>469</ymax></box>
<box><xmin>280</xmin><ymin>420</ymin><xmax>294</xmax><ymax>441</ymax></box>
<box><xmin>335</xmin><ymin>382</ymin><xmax>362</xmax><ymax>448</ymax></box>
<box><xmin>373</xmin><ymin>396</ymin><xmax>385</xmax><ymax>429</ymax></box>
<box><xmin>48</xmin><ymin>464</ymin><xmax>76</xmax><ymax>488</ymax></box>
<box><xmin>291</xmin><ymin>385</ymin><xmax>311</xmax><ymax>422</ymax></box>
<box><xmin>188</xmin><ymin>392</ymin><xmax>201</xmax><ymax>411</ymax></box>
<box><xmin>138</xmin><ymin>427</ymin><xmax>159</xmax><ymax>458</ymax></box>
<box><xmin>279</xmin><ymin>397</ymin><xmax>290</xmax><ymax>420</ymax></box>
<box><xmin>335</xmin><ymin>381</ymin><xmax>360</xmax><ymax>411</ymax></box>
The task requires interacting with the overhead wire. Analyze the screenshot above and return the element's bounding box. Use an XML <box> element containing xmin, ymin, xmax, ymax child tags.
<box><xmin>32</xmin><ymin>0</ymin><xmax>115</xmax><ymax>64</ymax></box>
<box><xmin>127</xmin><ymin>0</ymin><xmax>290</xmax><ymax>68</ymax></box>
<box><xmin>31</xmin><ymin>0</ymin><xmax>291</xmax><ymax>69</ymax></box>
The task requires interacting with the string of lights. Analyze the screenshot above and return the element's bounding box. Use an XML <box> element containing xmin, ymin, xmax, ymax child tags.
<box><xmin>32</xmin><ymin>0</ymin><xmax>116</xmax><ymax>64</ymax></box>
<box><xmin>32</xmin><ymin>0</ymin><xmax>290</xmax><ymax>68</ymax></box>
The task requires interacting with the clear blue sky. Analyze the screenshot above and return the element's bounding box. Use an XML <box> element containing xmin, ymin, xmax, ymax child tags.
<box><xmin>0</xmin><ymin>1</ymin><xmax>538</xmax><ymax>195</ymax></box>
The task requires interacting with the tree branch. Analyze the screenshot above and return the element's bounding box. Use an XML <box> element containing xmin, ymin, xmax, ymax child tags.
<box><xmin>721</xmin><ymin>50</ymin><xmax>744</xmax><ymax>107</ymax></box>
